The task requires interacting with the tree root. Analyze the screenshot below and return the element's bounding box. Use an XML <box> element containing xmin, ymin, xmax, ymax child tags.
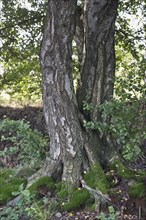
<box><xmin>27</xmin><ymin>157</ymin><xmax>61</xmax><ymax>187</ymax></box>
<box><xmin>6</xmin><ymin>158</ymin><xmax>116</xmax><ymax>211</ymax></box>
<box><xmin>6</xmin><ymin>158</ymin><xmax>61</xmax><ymax>207</ymax></box>
<box><xmin>80</xmin><ymin>177</ymin><xmax>111</xmax><ymax>204</ymax></box>
<box><xmin>6</xmin><ymin>195</ymin><xmax>22</xmax><ymax>207</ymax></box>
<box><xmin>80</xmin><ymin>177</ymin><xmax>120</xmax><ymax>212</ymax></box>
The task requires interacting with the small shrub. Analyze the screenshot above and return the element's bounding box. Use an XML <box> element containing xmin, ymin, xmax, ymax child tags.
<box><xmin>83</xmin><ymin>99</ymin><xmax>146</xmax><ymax>162</ymax></box>
<box><xmin>0</xmin><ymin>118</ymin><xmax>49</xmax><ymax>166</ymax></box>
<box><xmin>0</xmin><ymin>185</ymin><xmax>34</xmax><ymax>220</ymax></box>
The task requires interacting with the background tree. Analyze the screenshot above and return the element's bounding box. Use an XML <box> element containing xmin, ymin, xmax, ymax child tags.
<box><xmin>0</xmin><ymin>0</ymin><xmax>46</xmax><ymax>103</ymax></box>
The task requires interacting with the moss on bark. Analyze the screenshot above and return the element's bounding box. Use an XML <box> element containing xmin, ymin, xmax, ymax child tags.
<box><xmin>84</xmin><ymin>164</ymin><xmax>109</xmax><ymax>193</ymax></box>
<box><xmin>28</xmin><ymin>176</ymin><xmax>56</xmax><ymax>194</ymax></box>
<box><xmin>63</xmin><ymin>188</ymin><xmax>90</xmax><ymax>211</ymax></box>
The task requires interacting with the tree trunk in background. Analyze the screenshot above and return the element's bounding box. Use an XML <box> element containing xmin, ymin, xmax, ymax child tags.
<box><xmin>40</xmin><ymin>0</ymin><xmax>119</xmax><ymax>190</ymax></box>
<box><xmin>77</xmin><ymin>0</ymin><xmax>118</xmax><ymax>121</ymax></box>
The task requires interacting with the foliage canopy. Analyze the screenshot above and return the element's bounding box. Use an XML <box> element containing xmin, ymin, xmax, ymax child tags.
<box><xmin>0</xmin><ymin>0</ymin><xmax>145</xmax><ymax>103</ymax></box>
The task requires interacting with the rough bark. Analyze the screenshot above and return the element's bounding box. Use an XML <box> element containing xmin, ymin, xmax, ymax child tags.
<box><xmin>77</xmin><ymin>0</ymin><xmax>118</xmax><ymax>121</ymax></box>
<box><xmin>74</xmin><ymin>4</ymin><xmax>84</xmax><ymax>73</ymax></box>
<box><xmin>40</xmin><ymin>0</ymin><xmax>87</xmax><ymax>189</ymax></box>
<box><xmin>75</xmin><ymin>0</ymin><xmax>119</xmax><ymax>162</ymax></box>
<box><xmin>39</xmin><ymin>0</ymin><xmax>119</xmax><ymax>190</ymax></box>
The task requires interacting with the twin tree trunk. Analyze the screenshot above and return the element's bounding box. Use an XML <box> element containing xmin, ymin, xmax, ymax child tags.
<box><xmin>40</xmin><ymin>0</ymin><xmax>118</xmax><ymax>190</ymax></box>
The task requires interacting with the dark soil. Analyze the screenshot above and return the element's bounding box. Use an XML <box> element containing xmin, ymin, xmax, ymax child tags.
<box><xmin>0</xmin><ymin>105</ymin><xmax>146</xmax><ymax>220</ymax></box>
<box><xmin>0</xmin><ymin>105</ymin><xmax>47</xmax><ymax>135</ymax></box>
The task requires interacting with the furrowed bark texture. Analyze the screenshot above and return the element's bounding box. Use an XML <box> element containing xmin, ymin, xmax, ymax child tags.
<box><xmin>40</xmin><ymin>0</ymin><xmax>119</xmax><ymax>188</ymax></box>
<box><xmin>77</xmin><ymin>0</ymin><xmax>118</xmax><ymax>122</ymax></box>
<box><xmin>75</xmin><ymin>5</ymin><xmax>84</xmax><ymax>73</ymax></box>
<box><xmin>40</xmin><ymin>0</ymin><xmax>85</xmax><ymax>188</ymax></box>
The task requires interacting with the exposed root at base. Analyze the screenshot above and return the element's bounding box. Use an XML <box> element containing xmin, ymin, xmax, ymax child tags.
<box><xmin>27</xmin><ymin>158</ymin><xmax>61</xmax><ymax>187</ymax></box>
<box><xmin>6</xmin><ymin>159</ymin><xmax>113</xmax><ymax>210</ymax></box>
<box><xmin>6</xmin><ymin>158</ymin><xmax>61</xmax><ymax>207</ymax></box>
<box><xmin>80</xmin><ymin>177</ymin><xmax>111</xmax><ymax>204</ymax></box>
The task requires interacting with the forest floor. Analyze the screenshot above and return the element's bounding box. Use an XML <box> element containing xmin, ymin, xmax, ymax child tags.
<box><xmin>0</xmin><ymin>105</ymin><xmax>146</xmax><ymax>220</ymax></box>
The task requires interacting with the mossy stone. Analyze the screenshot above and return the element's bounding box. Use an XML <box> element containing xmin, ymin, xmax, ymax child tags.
<box><xmin>63</xmin><ymin>188</ymin><xmax>90</xmax><ymax>211</ymax></box>
<box><xmin>84</xmin><ymin>164</ymin><xmax>109</xmax><ymax>193</ymax></box>
<box><xmin>28</xmin><ymin>176</ymin><xmax>56</xmax><ymax>194</ymax></box>
<box><xmin>129</xmin><ymin>182</ymin><xmax>146</xmax><ymax>198</ymax></box>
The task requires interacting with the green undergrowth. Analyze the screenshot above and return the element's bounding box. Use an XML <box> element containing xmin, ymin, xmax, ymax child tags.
<box><xmin>1</xmin><ymin>162</ymin><xmax>145</xmax><ymax>215</ymax></box>
<box><xmin>28</xmin><ymin>178</ymin><xmax>92</xmax><ymax>212</ymax></box>
<box><xmin>56</xmin><ymin>182</ymin><xmax>68</xmax><ymax>199</ymax></box>
<box><xmin>111</xmin><ymin>159</ymin><xmax>146</xmax><ymax>180</ymax></box>
<box><xmin>84</xmin><ymin>164</ymin><xmax>109</xmax><ymax>193</ymax></box>
<box><xmin>0</xmin><ymin>169</ymin><xmax>27</xmax><ymax>205</ymax></box>
<box><xmin>129</xmin><ymin>182</ymin><xmax>146</xmax><ymax>198</ymax></box>
<box><xmin>109</xmin><ymin>159</ymin><xmax>146</xmax><ymax>199</ymax></box>
<box><xmin>0</xmin><ymin>118</ymin><xmax>49</xmax><ymax>166</ymax></box>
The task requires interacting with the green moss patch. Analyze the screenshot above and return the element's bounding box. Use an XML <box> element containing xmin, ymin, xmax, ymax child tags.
<box><xmin>57</xmin><ymin>189</ymin><xmax>68</xmax><ymax>199</ymax></box>
<box><xmin>129</xmin><ymin>182</ymin><xmax>146</xmax><ymax>198</ymax></box>
<box><xmin>0</xmin><ymin>169</ymin><xmax>27</xmax><ymax>205</ymax></box>
<box><xmin>28</xmin><ymin>176</ymin><xmax>56</xmax><ymax>194</ymax></box>
<box><xmin>0</xmin><ymin>169</ymin><xmax>14</xmax><ymax>180</ymax></box>
<box><xmin>84</xmin><ymin>164</ymin><xmax>109</xmax><ymax>193</ymax></box>
<box><xmin>63</xmin><ymin>188</ymin><xmax>90</xmax><ymax>211</ymax></box>
<box><xmin>55</xmin><ymin>182</ymin><xmax>63</xmax><ymax>192</ymax></box>
<box><xmin>56</xmin><ymin>182</ymin><xmax>68</xmax><ymax>199</ymax></box>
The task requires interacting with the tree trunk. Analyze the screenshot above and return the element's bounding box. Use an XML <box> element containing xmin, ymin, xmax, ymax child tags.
<box><xmin>39</xmin><ymin>0</ymin><xmax>119</xmax><ymax>190</ymax></box>
<box><xmin>76</xmin><ymin>0</ymin><xmax>118</xmax><ymax>162</ymax></box>
<box><xmin>77</xmin><ymin>0</ymin><xmax>118</xmax><ymax>121</ymax></box>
